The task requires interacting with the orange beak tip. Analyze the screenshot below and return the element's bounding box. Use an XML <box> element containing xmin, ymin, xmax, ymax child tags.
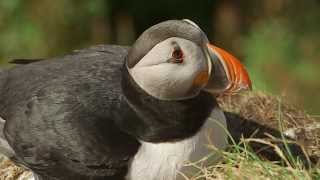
<box><xmin>207</xmin><ymin>43</ymin><xmax>252</xmax><ymax>95</ymax></box>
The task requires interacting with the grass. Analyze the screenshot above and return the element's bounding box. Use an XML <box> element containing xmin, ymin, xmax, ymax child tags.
<box><xmin>181</xmin><ymin>91</ymin><xmax>320</xmax><ymax>180</ymax></box>
<box><xmin>182</xmin><ymin>128</ymin><xmax>320</xmax><ymax>179</ymax></box>
<box><xmin>189</xmin><ymin>142</ymin><xmax>320</xmax><ymax>180</ymax></box>
<box><xmin>183</xmin><ymin>136</ymin><xmax>320</xmax><ymax>180</ymax></box>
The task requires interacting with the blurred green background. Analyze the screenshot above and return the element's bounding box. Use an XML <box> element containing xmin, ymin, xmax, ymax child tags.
<box><xmin>0</xmin><ymin>0</ymin><xmax>319</xmax><ymax>113</ymax></box>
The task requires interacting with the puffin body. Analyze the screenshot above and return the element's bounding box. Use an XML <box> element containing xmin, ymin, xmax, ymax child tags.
<box><xmin>0</xmin><ymin>20</ymin><xmax>251</xmax><ymax>180</ymax></box>
<box><xmin>1</xmin><ymin>46</ymin><xmax>141</xmax><ymax>179</ymax></box>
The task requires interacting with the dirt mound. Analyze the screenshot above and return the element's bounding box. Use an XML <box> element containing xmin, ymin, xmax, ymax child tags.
<box><xmin>219</xmin><ymin>91</ymin><xmax>319</xmax><ymax>165</ymax></box>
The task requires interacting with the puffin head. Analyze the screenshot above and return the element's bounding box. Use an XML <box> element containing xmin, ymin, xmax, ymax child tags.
<box><xmin>126</xmin><ymin>19</ymin><xmax>251</xmax><ymax>100</ymax></box>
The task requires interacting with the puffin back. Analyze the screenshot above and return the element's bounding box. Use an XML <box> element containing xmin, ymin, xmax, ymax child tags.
<box><xmin>0</xmin><ymin>45</ymin><xmax>143</xmax><ymax>180</ymax></box>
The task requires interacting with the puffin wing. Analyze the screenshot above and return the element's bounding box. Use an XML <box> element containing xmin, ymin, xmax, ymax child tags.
<box><xmin>0</xmin><ymin>45</ymin><xmax>139</xmax><ymax>179</ymax></box>
<box><xmin>9</xmin><ymin>59</ymin><xmax>44</xmax><ymax>64</ymax></box>
<box><xmin>9</xmin><ymin>45</ymin><xmax>130</xmax><ymax>65</ymax></box>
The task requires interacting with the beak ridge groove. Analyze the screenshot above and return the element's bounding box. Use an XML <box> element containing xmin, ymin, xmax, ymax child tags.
<box><xmin>206</xmin><ymin>44</ymin><xmax>252</xmax><ymax>95</ymax></box>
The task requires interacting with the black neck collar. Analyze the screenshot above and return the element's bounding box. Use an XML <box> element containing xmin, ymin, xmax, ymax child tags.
<box><xmin>116</xmin><ymin>64</ymin><xmax>217</xmax><ymax>142</ymax></box>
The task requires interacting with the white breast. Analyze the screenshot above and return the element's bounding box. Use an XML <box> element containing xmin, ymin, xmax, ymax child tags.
<box><xmin>126</xmin><ymin>108</ymin><xmax>228</xmax><ymax>180</ymax></box>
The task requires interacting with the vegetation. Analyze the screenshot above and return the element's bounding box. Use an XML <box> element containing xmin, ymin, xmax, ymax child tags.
<box><xmin>190</xmin><ymin>141</ymin><xmax>320</xmax><ymax>180</ymax></box>
<box><xmin>188</xmin><ymin>91</ymin><xmax>320</xmax><ymax>179</ymax></box>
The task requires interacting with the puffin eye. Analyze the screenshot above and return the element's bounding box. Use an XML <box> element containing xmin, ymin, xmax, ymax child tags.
<box><xmin>171</xmin><ymin>49</ymin><xmax>184</xmax><ymax>63</ymax></box>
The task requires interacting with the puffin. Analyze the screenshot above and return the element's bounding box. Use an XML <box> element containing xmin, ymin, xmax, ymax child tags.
<box><xmin>0</xmin><ymin>19</ymin><xmax>251</xmax><ymax>180</ymax></box>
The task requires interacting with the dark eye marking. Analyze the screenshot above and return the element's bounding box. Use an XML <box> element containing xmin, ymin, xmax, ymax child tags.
<box><xmin>170</xmin><ymin>41</ymin><xmax>184</xmax><ymax>63</ymax></box>
<box><xmin>172</xmin><ymin>49</ymin><xmax>184</xmax><ymax>62</ymax></box>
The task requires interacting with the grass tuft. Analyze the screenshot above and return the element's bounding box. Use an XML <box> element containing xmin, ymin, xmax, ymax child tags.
<box><xmin>181</xmin><ymin>91</ymin><xmax>320</xmax><ymax>180</ymax></box>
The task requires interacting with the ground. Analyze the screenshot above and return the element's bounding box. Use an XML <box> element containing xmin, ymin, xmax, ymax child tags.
<box><xmin>0</xmin><ymin>91</ymin><xmax>319</xmax><ymax>179</ymax></box>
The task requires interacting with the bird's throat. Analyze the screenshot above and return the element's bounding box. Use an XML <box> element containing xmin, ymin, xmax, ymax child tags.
<box><xmin>117</xmin><ymin>65</ymin><xmax>217</xmax><ymax>143</ymax></box>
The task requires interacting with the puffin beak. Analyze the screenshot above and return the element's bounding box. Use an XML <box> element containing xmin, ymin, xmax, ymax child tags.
<box><xmin>204</xmin><ymin>44</ymin><xmax>252</xmax><ymax>95</ymax></box>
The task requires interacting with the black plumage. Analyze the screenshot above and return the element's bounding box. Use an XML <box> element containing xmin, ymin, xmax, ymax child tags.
<box><xmin>0</xmin><ymin>20</ymin><xmax>221</xmax><ymax>180</ymax></box>
<box><xmin>1</xmin><ymin>46</ymin><xmax>140</xmax><ymax>179</ymax></box>
<box><xmin>0</xmin><ymin>45</ymin><xmax>217</xmax><ymax>179</ymax></box>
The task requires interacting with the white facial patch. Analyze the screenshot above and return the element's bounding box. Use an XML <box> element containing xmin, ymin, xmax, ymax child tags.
<box><xmin>128</xmin><ymin>37</ymin><xmax>208</xmax><ymax>100</ymax></box>
<box><xmin>126</xmin><ymin>108</ymin><xmax>228</xmax><ymax>180</ymax></box>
